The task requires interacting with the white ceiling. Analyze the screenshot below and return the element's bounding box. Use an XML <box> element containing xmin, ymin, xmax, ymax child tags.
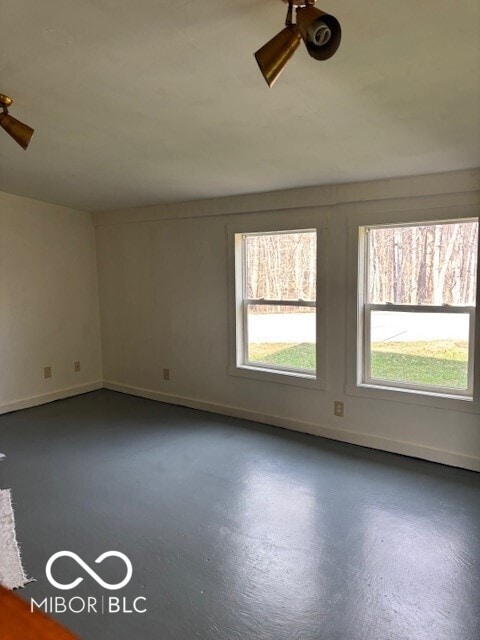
<box><xmin>0</xmin><ymin>0</ymin><xmax>479</xmax><ymax>212</ymax></box>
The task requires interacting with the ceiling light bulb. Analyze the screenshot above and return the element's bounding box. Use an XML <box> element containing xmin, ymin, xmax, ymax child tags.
<box><xmin>307</xmin><ymin>21</ymin><xmax>331</xmax><ymax>46</ymax></box>
<box><xmin>296</xmin><ymin>6</ymin><xmax>341</xmax><ymax>61</ymax></box>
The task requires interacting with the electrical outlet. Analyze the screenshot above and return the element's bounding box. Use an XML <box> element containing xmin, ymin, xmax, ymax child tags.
<box><xmin>163</xmin><ymin>368</ymin><xmax>170</xmax><ymax>381</ymax></box>
<box><xmin>44</xmin><ymin>366</ymin><xmax>52</xmax><ymax>379</ymax></box>
<box><xmin>334</xmin><ymin>401</ymin><xmax>344</xmax><ymax>417</ymax></box>
<box><xmin>74</xmin><ymin>361</ymin><xmax>81</xmax><ymax>373</ymax></box>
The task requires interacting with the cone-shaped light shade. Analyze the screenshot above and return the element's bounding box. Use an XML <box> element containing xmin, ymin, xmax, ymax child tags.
<box><xmin>0</xmin><ymin>112</ymin><xmax>34</xmax><ymax>150</ymax></box>
<box><xmin>296</xmin><ymin>7</ymin><xmax>341</xmax><ymax>61</ymax></box>
<box><xmin>255</xmin><ymin>26</ymin><xmax>301</xmax><ymax>87</ymax></box>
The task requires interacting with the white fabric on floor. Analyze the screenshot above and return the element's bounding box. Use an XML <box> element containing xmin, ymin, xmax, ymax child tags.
<box><xmin>0</xmin><ymin>489</ymin><xmax>30</xmax><ymax>589</ymax></box>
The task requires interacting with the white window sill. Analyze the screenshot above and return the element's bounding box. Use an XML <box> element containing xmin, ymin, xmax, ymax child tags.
<box><xmin>345</xmin><ymin>382</ymin><xmax>479</xmax><ymax>414</ymax></box>
<box><xmin>229</xmin><ymin>364</ymin><xmax>326</xmax><ymax>390</ymax></box>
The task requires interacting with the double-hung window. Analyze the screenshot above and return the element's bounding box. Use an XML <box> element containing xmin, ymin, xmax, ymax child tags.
<box><xmin>229</xmin><ymin>227</ymin><xmax>325</xmax><ymax>387</ymax></box>
<box><xmin>358</xmin><ymin>218</ymin><xmax>479</xmax><ymax>399</ymax></box>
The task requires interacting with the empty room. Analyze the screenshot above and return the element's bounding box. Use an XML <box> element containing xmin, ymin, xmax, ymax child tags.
<box><xmin>0</xmin><ymin>1</ymin><xmax>479</xmax><ymax>639</ymax></box>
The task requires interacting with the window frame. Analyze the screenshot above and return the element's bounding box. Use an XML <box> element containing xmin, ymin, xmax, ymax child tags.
<box><xmin>359</xmin><ymin>221</ymin><xmax>477</xmax><ymax>398</ymax></box>
<box><xmin>228</xmin><ymin>221</ymin><xmax>327</xmax><ymax>389</ymax></box>
<box><xmin>346</xmin><ymin>206</ymin><xmax>480</xmax><ymax>412</ymax></box>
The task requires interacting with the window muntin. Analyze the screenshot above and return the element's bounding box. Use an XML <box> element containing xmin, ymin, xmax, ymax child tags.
<box><xmin>239</xmin><ymin>230</ymin><xmax>317</xmax><ymax>378</ymax></box>
<box><xmin>360</xmin><ymin>219</ymin><xmax>478</xmax><ymax>398</ymax></box>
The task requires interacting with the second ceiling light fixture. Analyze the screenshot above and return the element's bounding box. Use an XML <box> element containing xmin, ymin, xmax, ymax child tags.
<box><xmin>255</xmin><ymin>0</ymin><xmax>341</xmax><ymax>87</ymax></box>
<box><xmin>0</xmin><ymin>93</ymin><xmax>34</xmax><ymax>150</ymax></box>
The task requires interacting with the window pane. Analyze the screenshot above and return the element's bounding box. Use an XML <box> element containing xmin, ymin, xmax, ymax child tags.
<box><xmin>367</xmin><ymin>221</ymin><xmax>478</xmax><ymax>305</ymax></box>
<box><xmin>247</xmin><ymin>304</ymin><xmax>315</xmax><ymax>372</ymax></box>
<box><xmin>245</xmin><ymin>231</ymin><xmax>316</xmax><ymax>301</ymax></box>
<box><xmin>370</xmin><ymin>311</ymin><xmax>470</xmax><ymax>390</ymax></box>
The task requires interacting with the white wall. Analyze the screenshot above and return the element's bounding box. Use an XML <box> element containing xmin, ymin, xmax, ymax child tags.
<box><xmin>94</xmin><ymin>169</ymin><xmax>480</xmax><ymax>471</ymax></box>
<box><xmin>0</xmin><ymin>191</ymin><xmax>102</xmax><ymax>413</ymax></box>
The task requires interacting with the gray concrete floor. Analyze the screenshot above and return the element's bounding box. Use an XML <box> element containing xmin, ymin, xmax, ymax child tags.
<box><xmin>0</xmin><ymin>390</ymin><xmax>479</xmax><ymax>640</ymax></box>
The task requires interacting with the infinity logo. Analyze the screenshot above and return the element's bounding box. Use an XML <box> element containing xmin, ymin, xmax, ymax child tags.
<box><xmin>46</xmin><ymin>551</ymin><xmax>133</xmax><ymax>591</ymax></box>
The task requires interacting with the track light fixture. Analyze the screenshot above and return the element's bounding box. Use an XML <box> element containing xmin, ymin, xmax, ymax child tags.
<box><xmin>254</xmin><ymin>0</ymin><xmax>341</xmax><ymax>87</ymax></box>
<box><xmin>0</xmin><ymin>93</ymin><xmax>34</xmax><ymax>150</ymax></box>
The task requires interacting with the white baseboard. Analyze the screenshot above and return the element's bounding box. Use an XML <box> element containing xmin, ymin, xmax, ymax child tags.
<box><xmin>0</xmin><ymin>381</ymin><xmax>103</xmax><ymax>416</ymax></box>
<box><xmin>2</xmin><ymin>379</ymin><xmax>477</xmax><ymax>472</ymax></box>
<box><xmin>104</xmin><ymin>381</ymin><xmax>480</xmax><ymax>472</ymax></box>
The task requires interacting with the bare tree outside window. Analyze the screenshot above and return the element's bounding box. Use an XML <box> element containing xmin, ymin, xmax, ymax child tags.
<box><xmin>246</xmin><ymin>232</ymin><xmax>316</xmax><ymax>304</ymax></box>
<box><xmin>367</xmin><ymin>222</ymin><xmax>478</xmax><ymax>306</ymax></box>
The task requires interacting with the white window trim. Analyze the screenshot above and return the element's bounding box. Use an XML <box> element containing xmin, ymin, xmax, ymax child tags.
<box><xmin>227</xmin><ymin>221</ymin><xmax>327</xmax><ymax>389</ymax></box>
<box><xmin>346</xmin><ymin>204</ymin><xmax>480</xmax><ymax>413</ymax></box>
